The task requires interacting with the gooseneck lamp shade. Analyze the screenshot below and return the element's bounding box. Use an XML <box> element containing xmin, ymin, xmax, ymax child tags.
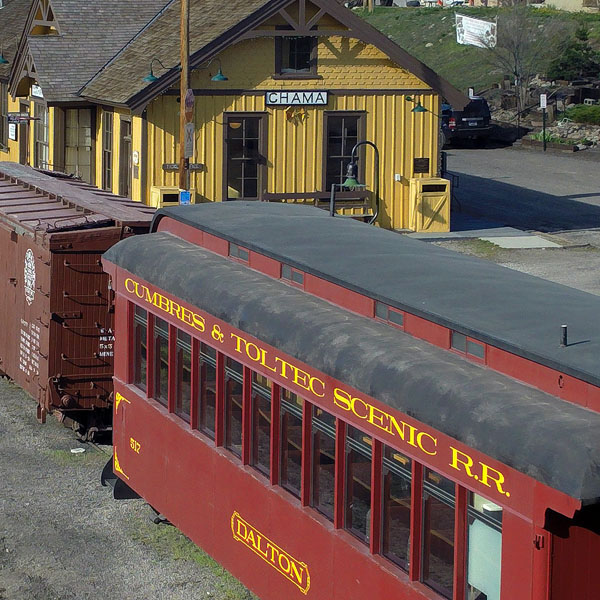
<box><xmin>143</xmin><ymin>67</ymin><xmax>159</xmax><ymax>83</ymax></box>
<box><xmin>343</xmin><ymin>161</ymin><xmax>360</xmax><ymax>188</ymax></box>
<box><xmin>211</xmin><ymin>67</ymin><xmax>228</xmax><ymax>82</ymax></box>
<box><xmin>411</xmin><ymin>102</ymin><xmax>427</xmax><ymax>113</ymax></box>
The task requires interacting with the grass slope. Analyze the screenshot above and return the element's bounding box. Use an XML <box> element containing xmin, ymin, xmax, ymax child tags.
<box><xmin>358</xmin><ymin>7</ymin><xmax>600</xmax><ymax>92</ymax></box>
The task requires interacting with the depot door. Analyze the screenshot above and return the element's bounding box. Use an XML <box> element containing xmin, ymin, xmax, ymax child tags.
<box><xmin>224</xmin><ymin>115</ymin><xmax>266</xmax><ymax>201</ymax></box>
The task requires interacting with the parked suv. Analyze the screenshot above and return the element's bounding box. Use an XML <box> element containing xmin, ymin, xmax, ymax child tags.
<box><xmin>441</xmin><ymin>97</ymin><xmax>493</xmax><ymax>146</ymax></box>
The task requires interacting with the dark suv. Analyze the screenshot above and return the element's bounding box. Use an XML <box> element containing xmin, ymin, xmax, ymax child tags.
<box><xmin>441</xmin><ymin>97</ymin><xmax>493</xmax><ymax>146</ymax></box>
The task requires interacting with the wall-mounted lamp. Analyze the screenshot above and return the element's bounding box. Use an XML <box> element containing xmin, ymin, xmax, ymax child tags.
<box><xmin>0</xmin><ymin>40</ymin><xmax>17</xmax><ymax>65</ymax></box>
<box><xmin>143</xmin><ymin>58</ymin><xmax>177</xmax><ymax>83</ymax></box>
<box><xmin>199</xmin><ymin>57</ymin><xmax>228</xmax><ymax>82</ymax></box>
<box><xmin>405</xmin><ymin>95</ymin><xmax>428</xmax><ymax>113</ymax></box>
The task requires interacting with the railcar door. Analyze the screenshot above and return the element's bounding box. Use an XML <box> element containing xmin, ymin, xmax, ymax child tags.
<box><xmin>551</xmin><ymin>522</ymin><xmax>600</xmax><ymax>599</ymax></box>
<box><xmin>224</xmin><ymin>114</ymin><xmax>266</xmax><ymax>201</ymax></box>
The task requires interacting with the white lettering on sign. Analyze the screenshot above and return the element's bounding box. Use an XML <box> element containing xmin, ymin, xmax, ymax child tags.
<box><xmin>19</xmin><ymin>319</ymin><xmax>40</xmax><ymax>378</ymax></box>
<box><xmin>266</xmin><ymin>91</ymin><xmax>328</xmax><ymax>106</ymax></box>
<box><xmin>24</xmin><ymin>249</ymin><xmax>36</xmax><ymax>306</ymax></box>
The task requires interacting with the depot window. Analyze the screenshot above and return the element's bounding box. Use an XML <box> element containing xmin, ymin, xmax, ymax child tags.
<box><xmin>275</xmin><ymin>30</ymin><xmax>317</xmax><ymax>77</ymax></box>
<box><xmin>132</xmin><ymin>306</ymin><xmax>147</xmax><ymax>391</ymax></box>
<box><xmin>0</xmin><ymin>82</ymin><xmax>7</xmax><ymax>150</ymax></box>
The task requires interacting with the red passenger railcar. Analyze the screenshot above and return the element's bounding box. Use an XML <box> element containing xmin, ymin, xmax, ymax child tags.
<box><xmin>103</xmin><ymin>202</ymin><xmax>600</xmax><ymax>600</ymax></box>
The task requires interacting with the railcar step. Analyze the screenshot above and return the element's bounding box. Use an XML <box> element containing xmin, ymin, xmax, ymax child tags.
<box><xmin>101</xmin><ymin>456</ymin><xmax>140</xmax><ymax>500</ymax></box>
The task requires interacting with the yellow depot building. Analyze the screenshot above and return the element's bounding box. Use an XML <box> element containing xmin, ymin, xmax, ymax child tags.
<box><xmin>2</xmin><ymin>0</ymin><xmax>467</xmax><ymax>231</ymax></box>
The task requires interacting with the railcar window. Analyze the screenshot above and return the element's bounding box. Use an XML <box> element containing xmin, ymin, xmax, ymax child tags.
<box><xmin>153</xmin><ymin>317</ymin><xmax>169</xmax><ymax>408</ymax></box>
<box><xmin>229</xmin><ymin>243</ymin><xmax>249</xmax><ymax>262</ymax></box>
<box><xmin>422</xmin><ymin>468</ymin><xmax>456</xmax><ymax>599</ymax></box>
<box><xmin>311</xmin><ymin>407</ymin><xmax>336</xmax><ymax>521</ymax></box>
<box><xmin>251</xmin><ymin>373</ymin><xmax>272</xmax><ymax>477</ymax></box>
<box><xmin>281</xmin><ymin>264</ymin><xmax>304</xmax><ymax>286</ymax></box>
<box><xmin>374</xmin><ymin>301</ymin><xmax>404</xmax><ymax>328</ymax></box>
<box><xmin>280</xmin><ymin>389</ymin><xmax>303</xmax><ymax>498</ymax></box>
<box><xmin>344</xmin><ymin>426</ymin><xmax>372</xmax><ymax>543</ymax></box>
<box><xmin>466</xmin><ymin>339</ymin><xmax>485</xmax><ymax>360</ymax></box>
<box><xmin>133</xmin><ymin>306</ymin><xmax>147</xmax><ymax>391</ymax></box>
<box><xmin>451</xmin><ymin>331</ymin><xmax>467</xmax><ymax>353</ymax></box>
<box><xmin>467</xmin><ymin>493</ymin><xmax>502</xmax><ymax>600</ymax></box>
<box><xmin>175</xmin><ymin>330</ymin><xmax>192</xmax><ymax>423</ymax></box>
<box><xmin>197</xmin><ymin>344</ymin><xmax>217</xmax><ymax>439</ymax></box>
<box><xmin>382</xmin><ymin>447</ymin><xmax>412</xmax><ymax>570</ymax></box>
<box><xmin>225</xmin><ymin>357</ymin><xmax>244</xmax><ymax>457</ymax></box>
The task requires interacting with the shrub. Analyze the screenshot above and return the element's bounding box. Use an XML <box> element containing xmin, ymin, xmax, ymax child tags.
<box><xmin>547</xmin><ymin>27</ymin><xmax>600</xmax><ymax>81</ymax></box>
<box><xmin>565</xmin><ymin>104</ymin><xmax>600</xmax><ymax>125</ymax></box>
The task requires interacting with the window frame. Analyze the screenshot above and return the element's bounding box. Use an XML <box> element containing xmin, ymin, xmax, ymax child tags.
<box><xmin>322</xmin><ymin>111</ymin><xmax>366</xmax><ymax>192</ymax></box>
<box><xmin>0</xmin><ymin>82</ymin><xmax>8</xmax><ymax>151</ymax></box>
<box><xmin>274</xmin><ymin>29</ymin><xmax>319</xmax><ymax>79</ymax></box>
<box><xmin>33</xmin><ymin>101</ymin><xmax>49</xmax><ymax>169</ymax></box>
<box><xmin>102</xmin><ymin>110</ymin><xmax>113</xmax><ymax>191</ymax></box>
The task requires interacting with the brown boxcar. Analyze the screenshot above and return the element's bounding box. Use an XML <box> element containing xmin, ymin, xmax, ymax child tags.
<box><xmin>0</xmin><ymin>162</ymin><xmax>153</xmax><ymax>437</ymax></box>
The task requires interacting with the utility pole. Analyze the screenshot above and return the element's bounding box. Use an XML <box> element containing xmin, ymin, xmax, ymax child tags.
<box><xmin>179</xmin><ymin>0</ymin><xmax>190</xmax><ymax>192</ymax></box>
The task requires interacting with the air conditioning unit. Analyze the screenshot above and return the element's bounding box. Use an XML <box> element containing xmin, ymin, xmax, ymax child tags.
<box><xmin>149</xmin><ymin>186</ymin><xmax>196</xmax><ymax>208</ymax></box>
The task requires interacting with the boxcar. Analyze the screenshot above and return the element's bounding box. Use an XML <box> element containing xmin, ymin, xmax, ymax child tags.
<box><xmin>103</xmin><ymin>202</ymin><xmax>600</xmax><ymax>600</ymax></box>
<box><xmin>0</xmin><ymin>162</ymin><xmax>154</xmax><ymax>438</ymax></box>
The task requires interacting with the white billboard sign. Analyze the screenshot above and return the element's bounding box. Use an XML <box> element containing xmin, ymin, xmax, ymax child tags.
<box><xmin>456</xmin><ymin>14</ymin><xmax>497</xmax><ymax>49</ymax></box>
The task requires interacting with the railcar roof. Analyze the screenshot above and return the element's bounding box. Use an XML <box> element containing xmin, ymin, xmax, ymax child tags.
<box><xmin>153</xmin><ymin>202</ymin><xmax>600</xmax><ymax>388</ymax></box>
<box><xmin>104</xmin><ymin>232</ymin><xmax>600</xmax><ymax>502</ymax></box>
<box><xmin>0</xmin><ymin>162</ymin><xmax>155</xmax><ymax>232</ymax></box>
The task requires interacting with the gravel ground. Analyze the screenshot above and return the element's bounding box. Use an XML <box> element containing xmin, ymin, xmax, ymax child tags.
<box><xmin>431</xmin><ymin>240</ymin><xmax>600</xmax><ymax>297</ymax></box>
<box><xmin>0</xmin><ymin>379</ymin><xmax>255</xmax><ymax>600</ymax></box>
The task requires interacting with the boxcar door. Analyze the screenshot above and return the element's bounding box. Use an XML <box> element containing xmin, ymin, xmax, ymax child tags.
<box><xmin>224</xmin><ymin>115</ymin><xmax>266</xmax><ymax>201</ymax></box>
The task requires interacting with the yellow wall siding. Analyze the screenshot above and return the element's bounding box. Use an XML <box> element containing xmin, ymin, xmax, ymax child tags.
<box><xmin>3</xmin><ymin>95</ymin><xmax>21</xmax><ymax>163</ymax></box>
<box><xmin>146</xmin><ymin>90</ymin><xmax>440</xmax><ymax>230</ymax></box>
<box><xmin>145</xmin><ymin>35</ymin><xmax>443</xmax><ymax>230</ymax></box>
<box><xmin>190</xmin><ymin>37</ymin><xmax>430</xmax><ymax>92</ymax></box>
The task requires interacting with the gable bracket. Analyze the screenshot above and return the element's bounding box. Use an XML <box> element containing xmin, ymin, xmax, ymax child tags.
<box><xmin>278</xmin><ymin>8</ymin><xmax>299</xmax><ymax>30</ymax></box>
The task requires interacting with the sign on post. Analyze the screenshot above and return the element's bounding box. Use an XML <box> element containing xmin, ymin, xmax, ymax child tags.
<box><xmin>540</xmin><ymin>94</ymin><xmax>547</xmax><ymax>109</ymax></box>
<box><xmin>184</xmin><ymin>122</ymin><xmax>194</xmax><ymax>159</ymax></box>
<box><xmin>184</xmin><ymin>89</ymin><xmax>194</xmax><ymax>122</ymax></box>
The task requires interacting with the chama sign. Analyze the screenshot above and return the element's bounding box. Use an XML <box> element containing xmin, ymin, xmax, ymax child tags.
<box><xmin>266</xmin><ymin>91</ymin><xmax>328</xmax><ymax>106</ymax></box>
<box><xmin>231</xmin><ymin>512</ymin><xmax>310</xmax><ymax>594</ymax></box>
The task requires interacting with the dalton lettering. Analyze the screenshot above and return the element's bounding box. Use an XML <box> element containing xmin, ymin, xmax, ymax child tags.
<box><xmin>231</xmin><ymin>512</ymin><xmax>310</xmax><ymax>594</ymax></box>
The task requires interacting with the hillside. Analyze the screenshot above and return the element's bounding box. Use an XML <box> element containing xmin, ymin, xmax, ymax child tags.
<box><xmin>358</xmin><ymin>7</ymin><xmax>600</xmax><ymax>93</ymax></box>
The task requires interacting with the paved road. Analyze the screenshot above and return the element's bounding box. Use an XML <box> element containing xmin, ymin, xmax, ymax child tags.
<box><xmin>446</xmin><ymin>145</ymin><xmax>600</xmax><ymax>241</ymax></box>
<box><xmin>424</xmin><ymin>145</ymin><xmax>600</xmax><ymax>295</ymax></box>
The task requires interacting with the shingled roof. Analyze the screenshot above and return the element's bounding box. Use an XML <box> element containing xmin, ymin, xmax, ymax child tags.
<box><xmin>0</xmin><ymin>0</ymin><xmax>31</xmax><ymax>83</ymax></box>
<box><xmin>80</xmin><ymin>0</ymin><xmax>467</xmax><ymax>110</ymax></box>
<box><xmin>16</xmin><ymin>0</ymin><xmax>169</xmax><ymax>102</ymax></box>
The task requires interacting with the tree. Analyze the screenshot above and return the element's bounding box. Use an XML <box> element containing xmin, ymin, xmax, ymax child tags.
<box><xmin>479</xmin><ymin>7</ymin><xmax>567</xmax><ymax>119</ymax></box>
<box><xmin>547</xmin><ymin>27</ymin><xmax>600</xmax><ymax>81</ymax></box>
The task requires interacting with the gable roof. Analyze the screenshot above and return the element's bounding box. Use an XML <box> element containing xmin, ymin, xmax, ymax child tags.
<box><xmin>0</xmin><ymin>0</ymin><xmax>31</xmax><ymax>83</ymax></box>
<box><xmin>11</xmin><ymin>0</ymin><xmax>169</xmax><ymax>102</ymax></box>
<box><xmin>80</xmin><ymin>0</ymin><xmax>468</xmax><ymax>111</ymax></box>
